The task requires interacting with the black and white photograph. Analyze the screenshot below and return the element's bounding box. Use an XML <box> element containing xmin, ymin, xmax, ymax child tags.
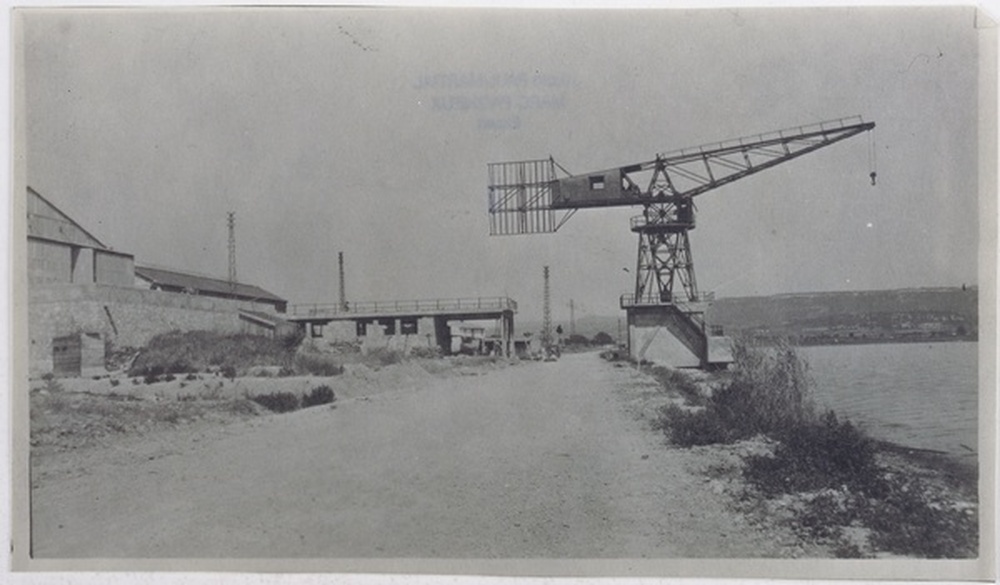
<box><xmin>7</xmin><ymin>4</ymin><xmax>996</xmax><ymax>578</ymax></box>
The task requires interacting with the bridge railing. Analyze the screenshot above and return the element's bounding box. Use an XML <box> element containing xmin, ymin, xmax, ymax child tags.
<box><xmin>290</xmin><ymin>296</ymin><xmax>517</xmax><ymax>317</ymax></box>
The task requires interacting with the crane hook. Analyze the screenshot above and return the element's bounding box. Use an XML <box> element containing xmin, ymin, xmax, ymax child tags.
<box><xmin>867</xmin><ymin>130</ymin><xmax>877</xmax><ymax>187</ymax></box>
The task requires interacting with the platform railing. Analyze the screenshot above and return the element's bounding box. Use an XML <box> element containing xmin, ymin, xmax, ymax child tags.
<box><xmin>290</xmin><ymin>296</ymin><xmax>517</xmax><ymax>317</ymax></box>
<box><xmin>629</xmin><ymin>215</ymin><xmax>696</xmax><ymax>231</ymax></box>
<box><xmin>620</xmin><ymin>292</ymin><xmax>715</xmax><ymax>308</ymax></box>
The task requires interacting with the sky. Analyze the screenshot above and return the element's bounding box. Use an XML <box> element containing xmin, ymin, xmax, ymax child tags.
<box><xmin>18</xmin><ymin>6</ymin><xmax>985</xmax><ymax>323</ymax></box>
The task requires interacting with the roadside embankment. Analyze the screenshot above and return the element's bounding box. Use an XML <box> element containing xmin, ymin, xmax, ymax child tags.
<box><xmin>29</xmin><ymin>352</ymin><xmax>509</xmax><ymax>489</ymax></box>
<box><xmin>610</xmin><ymin>339</ymin><xmax>979</xmax><ymax>559</ymax></box>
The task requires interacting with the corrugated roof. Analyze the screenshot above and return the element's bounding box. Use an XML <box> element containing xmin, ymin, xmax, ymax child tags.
<box><xmin>135</xmin><ymin>265</ymin><xmax>285</xmax><ymax>304</ymax></box>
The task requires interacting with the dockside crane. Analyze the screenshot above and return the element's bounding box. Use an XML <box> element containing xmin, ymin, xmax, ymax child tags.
<box><xmin>487</xmin><ymin>116</ymin><xmax>875</xmax><ymax>367</ymax></box>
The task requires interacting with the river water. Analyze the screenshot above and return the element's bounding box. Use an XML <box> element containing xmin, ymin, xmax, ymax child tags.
<box><xmin>797</xmin><ymin>342</ymin><xmax>979</xmax><ymax>457</ymax></box>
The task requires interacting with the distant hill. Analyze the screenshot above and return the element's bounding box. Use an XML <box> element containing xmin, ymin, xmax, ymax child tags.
<box><xmin>517</xmin><ymin>287</ymin><xmax>979</xmax><ymax>346</ymax></box>
<box><xmin>706</xmin><ymin>287</ymin><xmax>978</xmax><ymax>344</ymax></box>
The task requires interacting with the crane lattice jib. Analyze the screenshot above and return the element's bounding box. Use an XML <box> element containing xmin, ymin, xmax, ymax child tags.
<box><xmin>487</xmin><ymin>116</ymin><xmax>874</xmax><ymax>235</ymax></box>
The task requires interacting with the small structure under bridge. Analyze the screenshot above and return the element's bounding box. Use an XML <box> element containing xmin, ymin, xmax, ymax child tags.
<box><xmin>288</xmin><ymin>297</ymin><xmax>517</xmax><ymax>356</ymax></box>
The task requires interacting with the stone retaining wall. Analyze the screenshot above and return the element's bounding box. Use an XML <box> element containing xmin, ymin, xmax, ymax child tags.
<box><xmin>28</xmin><ymin>284</ymin><xmax>283</xmax><ymax>377</ymax></box>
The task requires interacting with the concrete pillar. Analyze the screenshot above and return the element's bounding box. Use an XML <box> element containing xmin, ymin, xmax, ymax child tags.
<box><xmin>433</xmin><ymin>316</ymin><xmax>451</xmax><ymax>354</ymax></box>
<box><xmin>503</xmin><ymin>312</ymin><xmax>515</xmax><ymax>358</ymax></box>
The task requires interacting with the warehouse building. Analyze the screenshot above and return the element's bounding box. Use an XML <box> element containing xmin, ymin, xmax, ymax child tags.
<box><xmin>26</xmin><ymin>186</ymin><xmax>290</xmax><ymax>377</ymax></box>
<box><xmin>135</xmin><ymin>265</ymin><xmax>288</xmax><ymax>314</ymax></box>
<box><xmin>27</xmin><ymin>186</ymin><xmax>135</xmax><ymax>287</ymax></box>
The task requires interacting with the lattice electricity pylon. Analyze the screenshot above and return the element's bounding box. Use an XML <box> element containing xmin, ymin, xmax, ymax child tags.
<box><xmin>541</xmin><ymin>266</ymin><xmax>552</xmax><ymax>348</ymax></box>
<box><xmin>227</xmin><ymin>211</ymin><xmax>237</xmax><ymax>295</ymax></box>
<box><xmin>487</xmin><ymin>116</ymin><xmax>875</xmax><ymax>307</ymax></box>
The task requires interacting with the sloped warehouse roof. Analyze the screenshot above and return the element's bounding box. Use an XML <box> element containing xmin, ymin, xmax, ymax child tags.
<box><xmin>135</xmin><ymin>265</ymin><xmax>286</xmax><ymax>305</ymax></box>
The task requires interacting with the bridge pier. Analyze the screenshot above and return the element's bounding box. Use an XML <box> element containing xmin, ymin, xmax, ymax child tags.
<box><xmin>499</xmin><ymin>311</ymin><xmax>514</xmax><ymax>358</ymax></box>
<box><xmin>433</xmin><ymin>316</ymin><xmax>452</xmax><ymax>355</ymax></box>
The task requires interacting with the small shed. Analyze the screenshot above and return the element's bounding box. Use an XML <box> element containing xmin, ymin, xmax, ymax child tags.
<box><xmin>52</xmin><ymin>332</ymin><xmax>106</xmax><ymax>378</ymax></box>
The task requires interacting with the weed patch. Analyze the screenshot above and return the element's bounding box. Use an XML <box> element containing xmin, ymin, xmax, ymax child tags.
<box><xmin>410</xmin><ymin>346</ymin><xmax>443</xmax><ymax>359</ymax></box>
<box><xmin>302</xmin><ymin>385</ymin><xmax>336</xmax><ymax>408</ymax></box>
<box><xmin>743</xmin><ymin>411</ymin><xmax>877</xmax><ymax>496</ymax></box>
<box><xmin>293</xmin><ymin>351</ymin><xmax>344</xmax><ymax>376</ymax></box>
<box><xmin>363</xmin><ymin>347</ymin><xmax>403</xmax><ymax>368</ymax></box>
<box><xmin>250</xmin><ymin>391</ymin><xmax>300</xmax><ymax>413</ymax></box>
<box><xmin>650</xmin><ymin>366</ymin><xmax>705</xmax><ymax>405</ymax></box>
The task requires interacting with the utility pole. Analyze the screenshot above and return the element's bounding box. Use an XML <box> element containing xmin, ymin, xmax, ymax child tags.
<box><xmin>338</xmin><ymin>251</ymin><xmax>347</xmax><ymax>311</ymax></box>
<box><xmin>569</xmin><ymin>299</ymin><xmax>575</xmax><ymax>336</ymax></box>
<box><xmin>227</xmin><ymin>212</ymin><xmax>237</xmax><ymax>295</ymax></box>
<box><xmin>542</xmin><ymin>266</ymin><xmax>552</xmax><ymax>350</ymax></box>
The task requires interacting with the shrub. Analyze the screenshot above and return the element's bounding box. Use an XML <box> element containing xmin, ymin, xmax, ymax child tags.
<box><xmin>363</xmin><ymin>347</ymin><xmax>403</xmax><ymax>368</ymax></box>
<box><xmin>591</xmin><ymin>331</ymin><xmax>615</xmax><ymax>346</ymax></box>
<box><xmin>293</xmin><ymin>351</ymin><xmax>344</xmax><ymax>376</ymax></box>
<box><xmin>658</xmin><ymin>403</ymin><xmax>732</xmax><ymax>445</ymax></box>
<box><xmin>743</xmin><ymin>411</ymin><xmax>878</xmax><ymax>496</ymax></box>
<box><xmin>251</xmin><ymin>391</ymin><xmax>300</xmax><ymax>413</ymax></box>
<box><xmin>650</xmin><ymin>366</ymin><xmax>705</xmax><ymax>405</ymax></box>
<box><xmin>220</xmin><ymin>364</ymin><xmax>237</xmax><ymax>380</ymax></box>
<box><xmin>278</xmin><ymin>326</ymin><xmax>306</xmax><ymax>351</ymax></box>
<box><xmin>302</xmin><ymin>385</ymin><xmax>336</xmax><ymax>408</ymax></box>
<box><xmin>109</xmin><ymin>378</ymin><xmax>120</xmax><ymax>387</ymax></box>
<box><xmin>658</xmin><ymin>336</ymin><xmax>814</xmax><ymax>446</ymax></box>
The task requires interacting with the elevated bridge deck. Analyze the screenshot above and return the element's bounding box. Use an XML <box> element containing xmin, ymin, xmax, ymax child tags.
<box><xmin>288</xmin><ymin>297</ymin><xmax>517</xmax><ymax>322</ymax></box>
<box><xmin>288</xmin><ymin>297</ymin><xmax>517</xmax><ymax>356</ymax></box>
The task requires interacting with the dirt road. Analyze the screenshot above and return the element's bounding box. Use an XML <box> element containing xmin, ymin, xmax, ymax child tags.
<box><xmin>31</xmin><ymin>352</ymin><xmax>790</xmax><ymax>558</ymax></box>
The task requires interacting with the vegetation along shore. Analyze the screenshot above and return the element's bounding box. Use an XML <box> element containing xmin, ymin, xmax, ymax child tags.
<box><xmin>607</xmin><ymin>337</ymin><xmax>979</xmax><ymax>558</ymax></box>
